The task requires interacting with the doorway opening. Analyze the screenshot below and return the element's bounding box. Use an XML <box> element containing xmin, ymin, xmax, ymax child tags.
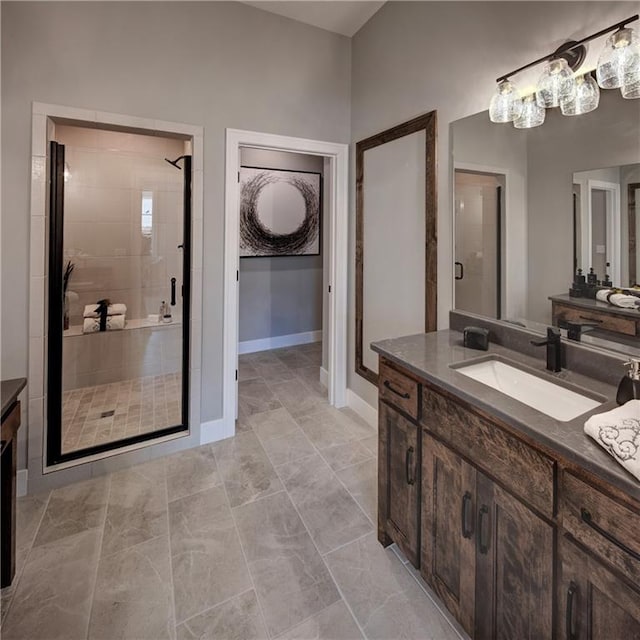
<box><xmin>224</xmin><ymin>130</ymin><xmax>348</xmax><ymax>432</ymax></box>
<box><xmin>454</xmin><ymin>169</ymin><xmax>505</xmax><ymax>319</ymax></box>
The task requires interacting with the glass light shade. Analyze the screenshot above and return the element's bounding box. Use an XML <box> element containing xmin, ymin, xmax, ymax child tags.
<box><xmin>560</xmin><ymin>74</ymin><xmax>600</xmax><ymax>115</ymax></box>
<box><xmin>622</xmin><ymin>74</ymin><xmax>640</xmax><ymax>98</ymax></box>
<box><xmin>536</xmin><ymin>58</ymin><xmax>576</xmax><ymax>108</ymax></box>
<box><xmin>596</xmin><ymin>27</ymin><xmax>640</xmax><ymax>90</ymax></box>
<box><xmin>514</xmin><ymin>95</ymin><xmax>546</xmax><ymax>128</ymax></box>
<box><xmin>489</xmin><ymin>80</ymin><xmax>523</xmax><ymax>123</ymax></box>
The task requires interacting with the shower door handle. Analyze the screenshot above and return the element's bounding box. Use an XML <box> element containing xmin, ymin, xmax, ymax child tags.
<box><xmin>455</xmin><ymin>261</ymin><xmax>464</xmax><ymax>280</ymax></box>
<box><xmin>170</xmin><ymin>278</ymin><xmax>176</xmax><ymax>306</ymax></box>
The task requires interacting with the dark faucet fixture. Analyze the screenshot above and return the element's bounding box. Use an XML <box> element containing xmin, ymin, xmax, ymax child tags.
<box><xmin>531</xmin><ymin>327</ymin><xmax>562</xmax><ymax>372</ymax></box>
<box><xmin>558</xmin><ymin>319</ymin><xmax>600</xmax><ymax>342</ymax></box>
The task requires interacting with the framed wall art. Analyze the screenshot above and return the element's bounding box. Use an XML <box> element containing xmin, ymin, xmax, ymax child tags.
<box><xmin>239</xmin><ymin>167</ymin><xmax>321</xmax><ymax>257</ymax></box>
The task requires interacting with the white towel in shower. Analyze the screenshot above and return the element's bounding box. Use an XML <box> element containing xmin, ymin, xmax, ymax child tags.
<box><xmin>584</xmin><ymin>400</ymin><xmax>640</xmax><ymax>482</ymax></box>
<box><xmin>83</xmin><ymin>303</ymin><xmax>127</xmax><ymax>318</ymax></box>
<box><xmin>82</xmin><ymin>315</ymin><xmax>126</xmax><ymax>333</ymax></box>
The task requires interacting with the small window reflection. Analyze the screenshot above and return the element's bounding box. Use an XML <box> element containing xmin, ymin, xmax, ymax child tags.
<box><xmin>141</xmin><ymin>191</ymin><xmax>153</xmax><ymax>237</ymax></box>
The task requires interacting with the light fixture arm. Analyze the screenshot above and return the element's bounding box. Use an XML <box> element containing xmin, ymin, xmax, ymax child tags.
<box><xmin>496</xmin><ymin>14</ymin><xmax>639</xmax><ymax>83</ymax></box>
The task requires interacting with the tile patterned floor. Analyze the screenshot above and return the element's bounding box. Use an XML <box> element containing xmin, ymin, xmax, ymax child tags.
<box><xmin>1</xmin><ymin>343</ymin><xmax>467</xmax><ymax>640</ymax></box>
<box><xmin>62</xmin><ymin>372</ymin><xmax>182</xmax><ymax>453</ymax></box>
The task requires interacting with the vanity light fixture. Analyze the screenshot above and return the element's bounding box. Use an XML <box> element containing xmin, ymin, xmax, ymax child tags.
<box><xmin>514</xmin><ymin>95</ymin><xmax>545</xmax><ymax>128</ymax></box>
<box><xmin>560</xmin><ymin>73</ymin><xmax>600</xmax><ymax>115</ymax></box>
<box><xmin>489</xmin><ymin>14</ymin><xmax>639</xmax><ymax>128</ymax></box>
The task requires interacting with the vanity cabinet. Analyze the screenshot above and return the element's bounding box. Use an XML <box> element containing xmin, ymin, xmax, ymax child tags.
<box><xmin>377</xmin><ymin>361</ymin><xmax>422</xmax><ymax>567</ymax></box>
<box><xmin>558</xmin><ymin>535</ymin><xmax>640</xmax><ymax>640</ymax></box>
<box><xmin>377</xmin><ymin>355</ymin><xmax>639</xmax><ymax>639</ymax></box>
<box><xmin>421</xmin><ymin>430</ymin><xmax>554</xmax><ymax>639</ymax></box>
<box><xmin>421</xmin><ymin>433</ymin><xmax>476</xmax><ymax>635</ymax></box>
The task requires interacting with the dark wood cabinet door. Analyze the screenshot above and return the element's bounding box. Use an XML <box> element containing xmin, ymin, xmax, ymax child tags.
<box><xmin>378</xmin><ymin>401</ymin><xmax>420</xmax><ymax>566</ymax></box>
<box><xmin>558</xmin><ymin>536</ymin><xmax>640</xmax><ymax>640</ymax></box>
<box><xmin>421</xmin><ymin>433</ymin><xmax>476</xmax><ymax>637</ymax></box>
<box><xmin>475</xmin><ymin>474</ymin><xmax>554</xmax><ymax>640</ymax></box>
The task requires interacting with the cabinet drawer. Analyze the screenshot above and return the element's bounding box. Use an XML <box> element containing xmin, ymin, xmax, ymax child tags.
<box><xmin>379</xmin><ymin>361</ymin><xmax>420</xmax><ymax>420</ymax></box>
<box><xmin>561</xmin><ymin>472</ymin><xmax>640</xmax><ymax>586</ymax></box>
<box><xmin>422</xmin><ymin>386</ymin><xmax>555</xmax><ymax>517</ymax></box>
<box><xmin>553</xmin><ymin>303</ymin><xmax>637</xmax><ymax>337</ymax></box>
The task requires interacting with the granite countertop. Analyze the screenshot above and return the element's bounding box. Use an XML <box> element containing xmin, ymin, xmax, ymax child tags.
<box><xmin>371</xmin><ymin>330</ymin><xmax>639</xmax><ymax>500</ymax></box>
<box><xmin>549</xmin><ymin>293</ymin><xmax>640</xmax><ymax>320</ymax></box>
<box><xmin>1</xmin><ymin>378</ymin><xmax>27</xmax><ymax>421</ymax></box>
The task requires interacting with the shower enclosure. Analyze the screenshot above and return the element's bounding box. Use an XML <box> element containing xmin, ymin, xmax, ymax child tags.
<box><xmin>47</xmin><ymin>124</ymin><xmax>191</xmax><ymax>464</ymax></box>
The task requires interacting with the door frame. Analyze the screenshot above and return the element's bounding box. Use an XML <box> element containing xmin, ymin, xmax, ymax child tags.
<box><xmin>29</xmin><ymin>102</ymin><xmax>205</xmax><ymax>491</ymax></box>
<box><xmin>452</xmin><ymin>161</ymin><xmax>522</xmax><ymax>320</ymax></box>
<box><xmin>224</xmin><ymin>129</ymin><xmax>348</xmax><ymax>427</ymax></box>
<box><xmin>582</xmin><ymin>179</ymin><xmax>621</xmax><ymax>285</ymax></box>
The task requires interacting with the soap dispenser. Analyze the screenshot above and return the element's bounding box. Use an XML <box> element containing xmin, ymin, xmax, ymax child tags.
<box><xmin>616</xmin><ymin>359</ymin><xmax>640</xmax><ymax>405</ymax></box>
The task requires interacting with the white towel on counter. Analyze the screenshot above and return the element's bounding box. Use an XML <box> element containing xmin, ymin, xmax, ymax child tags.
<box><xmin>595</xmin><ymin>289</ymin><xmax>639</xmax><ymax>310</ymax></box>
<box><xmin>83</xmin><ymin>303</ymin><xmax>127</xmax><ymax>318</ymax></box>
<box><xmin>584</xmin><ymin>400</ymin><xmax>640</xmax><ymax>482</ymax></box>
<box><xmin>82</xmin><ymin>315</ymin><xmax>126</xmax><ymax>333</ymax></box>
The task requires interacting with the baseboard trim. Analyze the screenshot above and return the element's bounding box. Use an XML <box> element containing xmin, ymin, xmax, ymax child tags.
<box><xmin>238</xmin><ymin>330</ymin><xmax>322</xmax><ymax>355</ymax></box>
<box><xmin>319</xmin><ymin>366</ymin><xmax>328</xmax><ymax>388</ymax></box>
<box><xmin>17</xmin><ymin>469</ymin><xmax>28</xmax><ymax>497</ymax></box>
<box><xmin>346</xmin><ymin>389</ymin><xmax>378</xmax><ymax>428</ymax></box>
<box><xmin>200</xmin><ymin>417</ymin><xmax>235</xmax><ymax>444</ymax></box>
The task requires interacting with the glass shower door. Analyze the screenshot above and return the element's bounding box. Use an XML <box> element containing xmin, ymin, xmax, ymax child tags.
<box><xmin>47</xmin><ymin>125</ymin><xmax>191</xmax><ymax>464</ymax></box>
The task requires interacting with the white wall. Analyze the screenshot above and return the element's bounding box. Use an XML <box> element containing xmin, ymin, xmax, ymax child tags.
<box><xmin>1</xmin><ymin>2</ymin><xmax>351</xmax><ymax>470</ymax></box>
<box><xmin>349</xmin><ymin>1</ymin><xmax>634</xmax><ymax>407</ymax></box>
<box><xmin>238</xmin><ymin>149</ymin><xmax>323</xmax><ymax>345</ymax></box>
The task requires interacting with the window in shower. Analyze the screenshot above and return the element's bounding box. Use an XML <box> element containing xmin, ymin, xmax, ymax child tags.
<box><xmin>47</xmin><ymin>123</ymin><xmax>192</xmax><ymax>464</ymax></box>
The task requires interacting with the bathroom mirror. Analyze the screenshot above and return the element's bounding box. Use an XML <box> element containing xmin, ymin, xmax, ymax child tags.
<box><xmin>356</xmin><ymin>112</ymin><xmax>437</xmax><ymax>384</ymax></box>
<box><xmin>451</xmin><ymin>87</ymin><xmax>640</xmax><ymax>356</ymax></box>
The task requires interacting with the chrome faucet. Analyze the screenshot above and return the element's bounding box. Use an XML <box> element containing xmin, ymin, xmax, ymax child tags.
<box><xmin>531</xmin><ymin>327</ymin><xmax>562</xmax><ymax>372</ymax></box>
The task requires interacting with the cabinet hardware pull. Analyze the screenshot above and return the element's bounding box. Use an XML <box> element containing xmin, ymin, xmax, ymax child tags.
<box><xmin>405</xmin><ymin>447</ymin><xmax>415</xmax><ymax>485</ymax></box>
<box><xmin>566</xmin><ymin>581</ymin><xmax>578</xmax><ymax>640</ymax></box>
<box><xmin>461</xmin><ymin>492</ymin><xmax>473</xmax><ymax>538</ymax></box>
<box><xmin>478</xmin><ymin>505</ymin><xmax>490</xmax><ymax>554</ymax></box>
<box><xmin>579</xmin><ymin>315</ymin><xmax>602</xmax><ymax>324</ymax></box>
<box><xmin>580</xmin><ymin>508</ymin><xmax>640</xmax><ymax>561</ymax></box>
<box><xmin>170</xmin><ymin>277</ymin><xmax>177</xmax><ymax>306</ymax></box>
<box><xmin>383</xmin><ymin>380</ymin><xmax>410</xmax><ymax>399</ymax></box>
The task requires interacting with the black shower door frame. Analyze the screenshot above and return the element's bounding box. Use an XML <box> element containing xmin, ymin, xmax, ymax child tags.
<box><xmin>46</xmin><ymin>141</ymin><xmax>192</xmax><ymax>466</ymax></box>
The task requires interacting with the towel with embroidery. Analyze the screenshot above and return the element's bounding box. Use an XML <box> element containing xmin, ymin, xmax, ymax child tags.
<box><xmin>584</xmin><ymin>400</ymin><xmax>640</xmax><ymax>482</ymax></box>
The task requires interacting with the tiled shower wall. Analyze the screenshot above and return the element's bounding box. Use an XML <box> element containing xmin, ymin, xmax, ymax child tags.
<box><xmin>57</xmin><ymin>125</ymin><xmax>186</xmax><ymax>391</ymax></box>
<box><xmin>57</xmin><ymin>125</ymin><xmax>185</xmax><ymax>326</ymax></box>
<box><xmin>63</xmin><ymin>325</ymin><xmax>181</xmax><ymax>390</ymax></box>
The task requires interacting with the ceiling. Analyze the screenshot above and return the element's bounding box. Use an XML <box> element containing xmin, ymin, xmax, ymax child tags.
<box><xmin>241</xmin><ymin>1</ymin><xmax>386</xmax><ymax>37</ymax></box>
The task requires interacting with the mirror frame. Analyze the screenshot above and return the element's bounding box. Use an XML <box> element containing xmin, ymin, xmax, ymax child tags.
<box><xmin>355</xmin><ymin>111</ymin><xmax>438</xmax><ymax>385</ymax></box>
<box><xmin>629</xmin><ymin>182</ymin><xmax>639</xmax><ymax>285</ymax></box>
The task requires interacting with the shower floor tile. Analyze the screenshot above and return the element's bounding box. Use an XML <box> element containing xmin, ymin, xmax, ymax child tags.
<box><xmin>62</xmin><ymin>372</ymin><xmax>182</xmax><ymax>454</ymax></box>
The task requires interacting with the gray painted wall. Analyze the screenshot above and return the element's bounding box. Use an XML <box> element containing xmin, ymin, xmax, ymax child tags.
<box><xmin>1</xmin><ymin>2</ymin><xmax>350</xmax><ymax>469</ymax></box>
<box><xmin>349</xmin><ymin>1</ymin><xmax>633</xmax><ymax>407</ymax></box>
<box><xmin>239</xmin><ymin>149</ymin><xmax>324</xmax><ymax>344</ymax></box>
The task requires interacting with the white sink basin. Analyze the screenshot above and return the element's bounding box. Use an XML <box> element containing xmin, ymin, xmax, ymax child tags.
<box><xmin>452</xmin><ymin>357</ymin><xmax>602</xmax><ymax>422</ymax></box>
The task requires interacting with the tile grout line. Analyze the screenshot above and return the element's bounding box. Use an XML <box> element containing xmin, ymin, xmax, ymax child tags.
<box><xmin>85</xmin><ymin>474</ymin><xmax>112</xmax><ymax>640</ymax></box>
<box><xmin>265</xmin><ymin>400</ymin><xmax>370</xmax><ymax>640</ymax></box>
<box><xmin>162</xmin><ymin>467</ymin><xmax>179</xmax><ymax>640</ymax></box>
<box><xmin>0</xmin><ymin>489</ymin><xmax>54</xmax><ymax>626</ymax></box>
<box><xmin>213</xmin><ymin>445</ymin><xmax>273</xmax><ymax>640</ymax></box>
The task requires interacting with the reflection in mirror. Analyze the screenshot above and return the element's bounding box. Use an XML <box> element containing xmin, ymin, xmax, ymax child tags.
<box><xmin>356</xmin><ymin>112</ymin><xmax>437</xmax><ymax>384</ymax></box>
<box><xmin>573</xmin><ymin>164</ymin><xmax>639</xmax><ymax>287</ymax></box>
<box><xmin>452</xmin><ymin>85</ymin><xmax>640</xmax><ymax>357</ymax></box>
